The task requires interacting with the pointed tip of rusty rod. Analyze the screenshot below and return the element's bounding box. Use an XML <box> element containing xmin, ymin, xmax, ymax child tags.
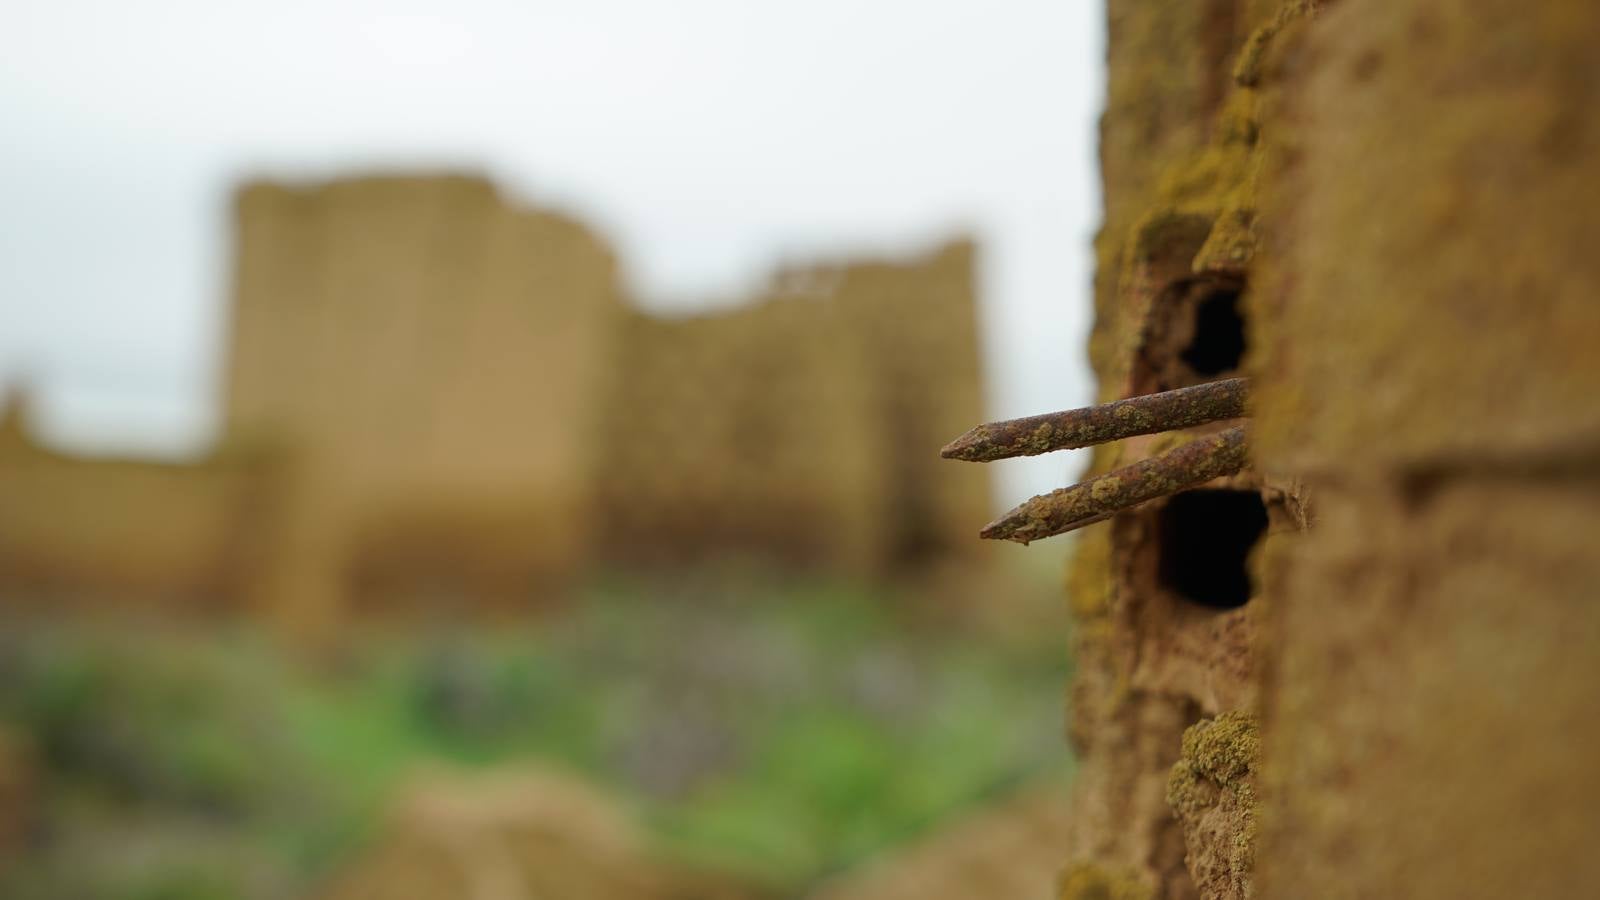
<box><xmin>939</xmin><ymin>427</ymin><xmax>989</xmax><ymax>460</ymax></box>
<box><xmin>979</xmin><ymin>509</ymin><xmax>1116</xmax><ymax>544</ymax></box>
<box><xmin>940</xmin><ymin>378</ymin><xmax>1250</xmax><ymax>463</ymax></box>
<box><xmin>979</xmin><ymin>425</ymin><xmax>1251</xmax><ymax>544</ymax></box>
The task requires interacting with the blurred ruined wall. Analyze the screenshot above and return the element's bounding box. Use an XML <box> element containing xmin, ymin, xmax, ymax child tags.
<box><xmin>224</xmin><ymin>176</ymin><xmax>627</xmax><ymax>629</ymax></box>
<box><xmin>1063</xmin><ymin>0</ymin><xmax>1600</xmax><ymax>898</ymax></box>
<box><xmin>0</xmin><ymin>400</ymin><xmax>274</xmax><ymax>613</ymax></box>
<box><xmin>595</xmin><ymin>242</ymin><xmax>987</xmax><ymax>572</ymax></box>
<box><xmin>0</xmin><ymin>175</ymin><xmax>988</xmax><ymax>627</ymax></box>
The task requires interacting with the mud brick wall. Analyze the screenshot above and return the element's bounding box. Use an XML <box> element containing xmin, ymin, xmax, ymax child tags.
<box><xmin>1061</xmin><ymin>3</ymin><xmax>1296</xmax><ymax>897</ymax></box>
<box><xmin>230</xmin><ymin>181</ymin><xmax>986</xmax><ymax>613</ymax></box>
<box><xmin>225</xmin><ymin>178</ymin><xmax>985</xmax><ymax>630</ymax></box>
<box><xmin>1249</xmin><ymin>0</ymin><xmax>1600</xmax><ymax>896</ymax></box>
<box><xmin>225</xmin><ymin>176</ymin><xmax>626</xmax><ymax>630</ymax></box>
<box><xmin>0</xmin><ymin>401</ymin><xmax>273</xmax><ymax>612</ymax></box>
<box><xmin>0</xmin><ymin>175</ymin><xmax>989</xmax><ymax>627</ymax></box>
<box><xmin>1063</xmin><ymin>1</ymin><xmax>1600</xmax><ymax>897</ymax></box>
<box><xmin>594</xmin><ymin>241</ymin><xmax>988</xmax><ymax>574</ymax></box>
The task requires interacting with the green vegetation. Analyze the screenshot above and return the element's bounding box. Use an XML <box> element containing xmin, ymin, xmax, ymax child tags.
<box><xmin>0</xmin><ymin>566</ymin><xmax>1072</xmax><ymax>898</ymax></box>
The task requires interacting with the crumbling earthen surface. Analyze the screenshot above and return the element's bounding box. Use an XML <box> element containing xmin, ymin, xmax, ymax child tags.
<box><xmin>1060</xmin><ymin>689</ymin><xmax>1202</xmax><ymax>900</ymax></box>
<box><xmin>1062</xmin><ymin>2</ymin><xmax>1301</xmax><ymax>896</ymax></box>
<box><xmin>1071</xmin><ymin>1</ymin><xmax>1600</xmax><ymax>896</ymax></box>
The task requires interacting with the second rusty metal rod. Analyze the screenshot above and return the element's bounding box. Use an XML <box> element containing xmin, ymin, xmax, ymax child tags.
<box><xmin>979</xmin><ymin>425</ymin><xmax>1251</xmax><ymax>544</ymax></box>
<box><xmin>941</xmin><ymin>377</ymin><xmax>1250</xmax><ymax>462</ymax></box>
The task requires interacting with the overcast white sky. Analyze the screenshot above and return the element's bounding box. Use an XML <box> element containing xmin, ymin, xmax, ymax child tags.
<box><xmin>0</xmin><ymin>0</ymin><xmax>1103</xmax><ymax>504</ymax></box>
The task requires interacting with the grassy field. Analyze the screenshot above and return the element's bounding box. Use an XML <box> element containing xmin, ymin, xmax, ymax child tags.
<box><xmin>0</xmin><ymin>564</ymin><xmax>1074</xmax><ymax>898</ymax></box>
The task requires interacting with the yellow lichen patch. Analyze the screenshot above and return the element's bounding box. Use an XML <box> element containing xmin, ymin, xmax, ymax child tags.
<box><xmin>1165</xmin><ymin>759</ymin><xmax>1217</xmax><ymax>819</ymax></box>
<box><xmin>1234</xmin><ymin>0</ymin><xmax>1322</xmax><ymax>88</ymax></box>
<box><xmin>1029</xmin><ymin>421</ymin><xmax>1058</xmax><ymax>450</ymax></box>
<box><xmin>1089</xmin><ymin>477</ymin><xmax>1125</xmax><ymax>505</ymax></box>
<box><xmin>1129</xmin><ymin>209</ymin><xmax>1217</xmax><ymax>267</ymax></box>
<box><xmin>1057</xmin><ymin>861</ymin><xmax>1155</xmax><ymax>900</ymax></box>
<box><xmin>1182</xmin><ymin>710</ymin><xmax>1262</xmax><ymax>785</ymax></box>
<box><xmin>1194</xmin><ymin>206</ymin><xmax>1260</xmax><ymax>274</ymax></box>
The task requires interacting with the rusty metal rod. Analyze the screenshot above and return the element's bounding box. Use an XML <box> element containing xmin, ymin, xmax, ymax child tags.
<box><xmin>941</xmin><ymin>377</ymin><xmax>1250</xmax><ymax>462</ymax></box>
<box><xmin>979</xmin><ymin>425</ymin><xmax>1251</xmax><ymax>544</ymax></box>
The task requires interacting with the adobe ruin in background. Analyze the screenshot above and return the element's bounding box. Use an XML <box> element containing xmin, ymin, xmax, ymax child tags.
<box><xmin>0</xmin><ymin>176</ymin><xmax>990</xmax><ymax>631</ymax></box>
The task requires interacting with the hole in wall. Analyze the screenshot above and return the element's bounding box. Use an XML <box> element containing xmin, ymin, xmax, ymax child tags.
<box><xmin>1180</xmin><ymin>288</ymin><xmax>1247</xmax><ymax>376</ymax></box>
<box><xmin>1132</xmin><ymin>277</ymin><xmax>1250</xmax><ymax>395</ymax></box>
<box><xmin>1157</xmin><ymin>489</ymin><xmax>1267</xmax><ymax>609</ymax></box>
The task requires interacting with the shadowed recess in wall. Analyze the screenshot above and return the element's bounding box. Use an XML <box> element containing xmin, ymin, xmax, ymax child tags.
<box><xmin>1180</xmin><ymin>287</ymin><xmax>1247</xmax><ymax>377</ymax></box>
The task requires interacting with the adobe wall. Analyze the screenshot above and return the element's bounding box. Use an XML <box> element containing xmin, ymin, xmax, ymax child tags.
<box><xmin>1061</xmin><ymin>3</ymin><xmax>1296</xmax><ymax>897</ymax></box>
<box><xmin>225</xmin><ymin>176</ymin><xmax>626</xmax><ymax>628</ymax></box>
<box><xmin>594</xmin><ymin>240</ymin><xmax>989</xmax><ymax>574</ymax></box>
<box><xmin>1250</xmin><ymin>0</ymin><xmax>1600</xmax><ymax>896</ymax></box>
<box><xmin>0</xmin><ymin>175</ymin><xmax>990</xmax><ymax>626</ymax></box>
<box><xmin>1063</xmin><ymin>0</ymin><xmax>1600</xmax><ymax>897</ymax></box>
<box><xmin>0</xmin><ymin>408</ymin><xmax>272</xmax><ymax>612</ymax></box>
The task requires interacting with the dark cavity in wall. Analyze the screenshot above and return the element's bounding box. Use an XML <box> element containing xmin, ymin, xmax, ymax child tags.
<box><xmin>1158</xmin><ymin>489</ymin><xmax>1267</xmax><ymax>609</ymax></box>
<box><xmin>1180</xmin><ymin>287</ymin><xmax>1247</xmax><ymax>376</ymax></box>
<box><xmin>1132</xmin><ymin>275</ymin><xmax>1250</xmax><ymax>395</ymax></box>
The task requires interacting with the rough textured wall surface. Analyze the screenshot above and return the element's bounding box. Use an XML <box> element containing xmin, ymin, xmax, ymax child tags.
<box><xmin>1250</xmin><ymin>0</ymin><xmax>1600</xmax><ymax>896</ymax></box>
<box><xmin>1063</xmin><ymin>3</ymin><xmax>1301</xmax><ymax>897</ymax></box>
<box><xmin>1069</xmin><ymin>0</ymin><xmax>1600</xmax><ymax>897</ymax></box>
